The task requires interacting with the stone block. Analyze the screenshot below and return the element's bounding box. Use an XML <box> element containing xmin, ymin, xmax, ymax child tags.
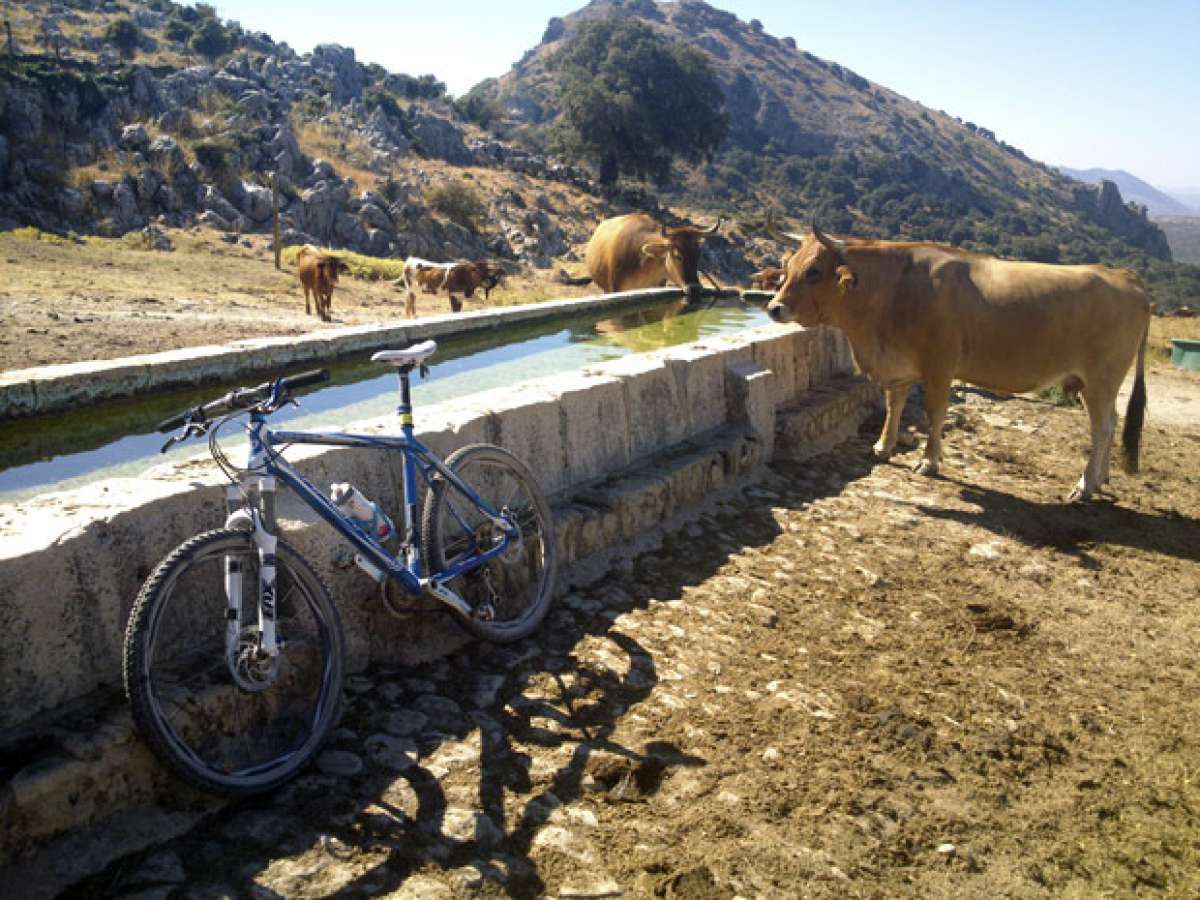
<box><xmin>727</xmin><ymin>361</ymin><xmax>776</xmax><ymax>462</ymax></box>
<box><xmin>537</xmin><ymin>371</ymin><xmax>630</xmax><ymax>489</ymax></box>
<box><xmin>586</xmin><ymin>354</ymin><xmax>685</xmax><ymax>462</ymax></box>
<box><xmin>660</xmin><ymin>342</ymin><xmax>730</xmax><ymax>436</ymax></box>
<box><xmin>454</xmin><ymin>384</ymin><xmax>567</xmax><ymax>496</ymax></box>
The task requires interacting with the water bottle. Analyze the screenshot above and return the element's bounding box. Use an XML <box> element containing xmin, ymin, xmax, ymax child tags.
<box><xmin>330</xmin><ymin>483</ymin><xmax>394</xmax><ymax>542</ymax></box>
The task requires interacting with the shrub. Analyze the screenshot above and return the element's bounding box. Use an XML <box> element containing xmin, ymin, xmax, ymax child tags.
<box><xmin>427</xmin><ymin>181</ymin><xmax>487</xmax><ymax>231</ymax></box>
<box><xmin>281</xmin><ymin>246</ymin><xmax>407</xmax><ymax>281</ymax></box>
<box><xmin>105</xmin><ymin>17</ymin><xmax>140</xmax><ymax>61</ymax></box>
<box><xmin>4</xmin><ymin>226</ymin><xmax>70</xmax><ymax>245</ymax></box>
<box><xmin>190</xmin><ymin>18</ymin><xmax>231</xmax><ymax>62</ymax></box>
<box><xmin>1038</xmin><ymin>384</ymin><xmax>1082</xmax><ymax>408</ymax></box>
<box><xmin>191</xmin><ymin>136</ymin><xmax>236</xmax><ymax>170</ymax></box>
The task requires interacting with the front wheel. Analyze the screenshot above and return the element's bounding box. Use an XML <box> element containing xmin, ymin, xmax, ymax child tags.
<box><xmin>421</xmin><ymin>444</ymin><xmax>557</xmax><ymax>643</ymax></box>
<box><xmin>123</xmin><ymin>529</ymin><xmax>345</xmax><ymax>795</ymax></box>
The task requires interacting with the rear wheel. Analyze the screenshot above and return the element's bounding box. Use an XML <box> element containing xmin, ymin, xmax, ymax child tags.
<box><xmin>421</xmin><ymin>444</ymin><xmax>557</xmax><ymax>643</ymax></box>
<box><xmin>123</xmin><ymin>529</ymin><xmax>344</xmax><ymax>795</ymax></box>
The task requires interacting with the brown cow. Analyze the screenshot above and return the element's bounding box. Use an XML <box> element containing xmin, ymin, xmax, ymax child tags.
<box><xmin>296</xmin><ymin>245</ymin><xmax>342</xmax><ymax>322</ymax></box>
<box><xmin>749</xmin><ymin>266</ymin><xmax>787</xmax><ymax>291</ymax></box>
<box><xmin>394</xmin><ymin>257</ymin><xmax>503</xmax><ymax>318</ymax></box>
<box><xmin>584</xmin><ymin>213</ymin><xmax>721</xmax><ymax>299</ymax></box>
<box><xmin>765</xmin><ymin>218</ymin><xmax>1150</xmax><ymax>502</ymax></box>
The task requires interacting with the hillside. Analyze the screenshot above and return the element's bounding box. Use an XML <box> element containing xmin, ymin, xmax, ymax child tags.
<box><xmin>0</xmin><ymin>0</ymin><xmax>1197</xmax><ymax>316</ymax></box>
<box><xmin>1155</xmin><ymin>216</ymin><xmax>1200</xmax><ymax>266</ymax></box>
<box><xmin>475</xmin><ymin>1</ymin><xmax>1170</xmax><ymax>260</ymax></box>
<box><xmin>1059</xmin><ymin>167</ymin><xmax>1196</xmax><ymax>216</ymax></box>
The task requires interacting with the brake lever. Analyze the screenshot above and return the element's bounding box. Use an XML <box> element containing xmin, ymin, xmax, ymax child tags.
<box><xmin>419</xmin><ymin>363</ymin><xmax>431</xmax><ymax>379</ymax></box>
<box><xmin>159</xmin><ymin>422</ymin><xmax>206</xmax><ymax>454</ymax></box>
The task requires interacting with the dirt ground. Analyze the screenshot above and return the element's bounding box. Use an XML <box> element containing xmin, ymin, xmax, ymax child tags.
<box><xmin>0</xmin><ymin>231</ymin><xmax>593</xmax><ymax>372</ymax></box>
<box><xmin>64</xmin><ymin>374</ymin><xmax>1200</xmax><ymax>899</ymax></box>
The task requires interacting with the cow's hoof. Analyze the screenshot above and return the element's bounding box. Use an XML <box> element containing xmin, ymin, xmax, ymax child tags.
<box><xmin>1066</xmin><ymin>486</ymin><xmax>1091</xmax><ymax>503</ymax></box>
<box><xmin>872</xmin><ymin>442</ymin><xmax>894</xmax><ymax>460</ymax></box>
<box><xmin>913</xmin><ymin>459</ymin><xmax>938</xmax><ymax>476</ymax></box>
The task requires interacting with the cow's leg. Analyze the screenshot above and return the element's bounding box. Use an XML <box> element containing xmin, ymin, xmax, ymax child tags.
<box><xmin>450</xmin><ymin>295</ymin><xmax>462</xmax><ymax>313</ymax></box>
<box><xmin>304</xmin><ymin>286</ymin><xmax>312</xmax><ymax>316</ymax></box>
<box><xmin>1069</xmin><ymin>378</ymin><xmax>1119</xmax><ymax>502</ymax></box>
<box><xmin>914</xmin><ymin>374</ymin><xmax>952</xmax><ymax>476</ymax></box>
<box><xmin>405</xmin><ymin>289</ymin><xmax>415</xmax><ymax>318</ymax></box>
<box><xmin>874</xmin><ymin>383</ymin><xmax>910</xmax><ymax>459</ymax></box>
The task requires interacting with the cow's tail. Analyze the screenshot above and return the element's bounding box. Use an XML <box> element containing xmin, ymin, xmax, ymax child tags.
<box><xmin>1121</xmin><ymin>316</ymin><xmax>1149</xmax><ymax>474</ymax></box>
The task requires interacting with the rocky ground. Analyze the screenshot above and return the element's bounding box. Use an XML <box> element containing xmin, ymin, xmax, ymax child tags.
<box><xmin>63</xmin><ymin>380</ymin><xmax>1200</xmax><ymax>898</ymax></box>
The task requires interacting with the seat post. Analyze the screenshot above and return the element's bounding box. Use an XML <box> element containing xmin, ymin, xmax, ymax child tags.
<box><xmin>396</xmin><ymin>366</ymin><xmax>415</xmax><ymax>432</ymax></box>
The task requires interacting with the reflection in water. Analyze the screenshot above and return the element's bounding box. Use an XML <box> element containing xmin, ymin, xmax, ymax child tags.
<box><xmin>593</xmin><ymin>298</ymin><xmax>695</xmax><ymax>353</ymax></box>
<box><xmin>0</xmin><ymin>298</ymin><xmax>768</xmax><ymax>504</ymax></box>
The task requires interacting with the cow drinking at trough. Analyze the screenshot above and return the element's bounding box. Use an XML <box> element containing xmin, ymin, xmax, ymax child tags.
<box><xmin>765</xmin><ymin>218</ymin><xmax>1151</xmax><ymax>502</ymax></box>
<box><xmin>584</xmin><ymin>213</ymin><xmax>721</xmax><ymax>300</ymax></box>
<box><xmin>296</xmin><ymin>245</ymin><xmax>343</xmax><ymax>322</ymax></box>
<box><xmin>395</xmin><ymin>258</ymin><xmax>503</xmax><ymax>318</ymax></box>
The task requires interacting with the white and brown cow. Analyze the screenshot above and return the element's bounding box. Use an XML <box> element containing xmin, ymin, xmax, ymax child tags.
<box><xmin>765</xmin><ymin>217</ymin><xmax>1151</xmax><ymax>502</ymax></box>
<box><xmin>394</xmin><ymin>257</ymin><xmax>502</xmax><ymax>318</ymax></box>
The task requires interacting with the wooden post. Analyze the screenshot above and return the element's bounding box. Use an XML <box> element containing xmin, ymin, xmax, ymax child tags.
<box><xmin>271</xmin><ymin>172</ymin><xmax>281</xmax><ymax>270</ymax></box>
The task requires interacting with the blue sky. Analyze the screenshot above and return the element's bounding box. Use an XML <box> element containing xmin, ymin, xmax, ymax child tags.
<box><xmin>214</xmin><ymin>1</ymin><xmax>1200</xmax><ymax>190</ymax></box>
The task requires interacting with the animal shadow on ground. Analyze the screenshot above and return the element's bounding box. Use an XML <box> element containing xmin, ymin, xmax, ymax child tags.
<box><xmin>922</xmin><ymin>477</ymin><xmax>1200</xmax><ymax>567</ymax></box>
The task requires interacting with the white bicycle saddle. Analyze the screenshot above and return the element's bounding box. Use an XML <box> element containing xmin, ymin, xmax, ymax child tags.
<box><xmin>371</xmin><ymin>340</ymin><xmax>438</xmax><ymax>367</ymax></box>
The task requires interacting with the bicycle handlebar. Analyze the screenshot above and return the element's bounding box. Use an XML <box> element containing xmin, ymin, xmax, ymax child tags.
<box><xmin>155</xmin><ymin>369</ymin><xmax>330</xmax><ymax>433</ymax></box>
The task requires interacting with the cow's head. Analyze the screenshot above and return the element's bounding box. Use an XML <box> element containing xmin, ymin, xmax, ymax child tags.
<box><xmin>764</xmin><ymin>216</ymin><xmax>857</xmax><ymax>326</ymax></box>
<box><xmin>474</xmin><ymin>261</ymin><xmax>504</xmax><ymax>300</ymax></box>
<box><xmin>320</xmin><ymin>256</ymin><xmax>346</xmax><ymax>284</ymax></box>
<box><xmin>640</xmin><ymin>218</ymin><xmax>722</xmax><ymax>300</ymax></box>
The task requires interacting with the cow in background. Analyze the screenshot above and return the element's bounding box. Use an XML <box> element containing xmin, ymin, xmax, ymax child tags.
<box><xmin>765</xmin><ymin>217</ymin><xmax>1151</xmax><ymax>502</ymax></box>
<box><xmin>394</xmin><ymin>258</ymin><xmax>503</xmax><ymax>317</ymax></box>
<box><xmin>584</xmin><ymin>213</ymin><xmax>721</xmax><ymax>299</ymax></box>
<box><xmin>749</xmin><ymin>266</ymin><xmax>787</xmax><ymax>291</ymax></box>
<box><xmin>296</xmin><ymin>245</ymin><xmax>344</xmax><ymax>322</ymax></box>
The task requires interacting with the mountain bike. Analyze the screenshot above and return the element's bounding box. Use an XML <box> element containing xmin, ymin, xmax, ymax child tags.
<box><xmin>122</xmin><ymin>340</ymin><xmax>556</xmax><ymax>795</ymax></box>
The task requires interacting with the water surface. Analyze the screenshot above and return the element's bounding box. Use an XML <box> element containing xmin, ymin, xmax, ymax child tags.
<box><xmin>0</xmin><ymin>297</ymin><xmax>769</xmax><ymax>504</ymax></box>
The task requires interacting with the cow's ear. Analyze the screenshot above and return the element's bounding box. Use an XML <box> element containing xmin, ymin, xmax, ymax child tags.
<box><xmin>835</xmin><ymin>265</ymin><xmax>858</xmax><ymax>296</ymax></box>
<box><xmin>640</xmin><ymin>239</ymin><xmax>670</xmax><ymax>260</ymax></box>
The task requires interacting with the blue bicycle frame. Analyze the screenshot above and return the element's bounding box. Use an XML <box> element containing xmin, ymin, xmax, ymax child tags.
<box><xmin>240</xmin><ymin>408</ymin><xmax>518</xmax><ymax>615</ymax></box>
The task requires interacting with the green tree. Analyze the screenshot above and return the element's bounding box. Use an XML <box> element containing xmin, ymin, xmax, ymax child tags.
<box><xmin>189</xmin><ymin>17</ymin><xmax>230</xmax><ymax>62</ymax></box>
<box><xmin>549</xmin><ymin>17</ymin><xmax>729</xmax><ymax>185</ymax></box>
<box><xmin>105</xmin><ymin>17</ymin><xmax>140</xmax><ymax>61</ymax></box>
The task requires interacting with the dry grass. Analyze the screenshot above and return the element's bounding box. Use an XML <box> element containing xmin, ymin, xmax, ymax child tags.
<box><xmin>291</xmin><ymin>117</ymin><xmax>382</xmax><ymax>192</ymax></box>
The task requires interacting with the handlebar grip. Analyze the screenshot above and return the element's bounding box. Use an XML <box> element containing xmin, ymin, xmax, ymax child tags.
<box><xmin>280</xmin><ymin>369</ymin><xmax>330</xmax><ymax>392</ymax></box>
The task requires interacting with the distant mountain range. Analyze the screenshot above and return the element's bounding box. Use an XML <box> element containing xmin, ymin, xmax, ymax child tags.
<box><xmin>1058</xmin><ymin>167</ymin><xmax>1197</xmax><ymax>216</ymax></box>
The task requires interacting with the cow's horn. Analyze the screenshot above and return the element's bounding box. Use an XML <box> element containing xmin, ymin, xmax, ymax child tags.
<box><xmin>765</xmin><ymin>209</ymin><xmax>802</xmax><ymax>247</ymax></box>
<box><xmin>812</xmin><ymin>220</ymin><xmax>846</xmax><ymax>256</ymax></box>
<box><xmin>700</xmin><ymin>217</ymin><xmax>722</xmax><ymax>235</ymax></box>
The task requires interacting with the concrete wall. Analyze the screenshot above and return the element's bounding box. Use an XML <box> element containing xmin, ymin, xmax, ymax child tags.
<box><xmin>0</xmin><ymin>323</ymin><xmax>855</xmax><ymax>738</ymax></box>
<box><xmin>0</xmin><ymin>288</ymin><xmax>688</xmax><ymax>420</ymax></box>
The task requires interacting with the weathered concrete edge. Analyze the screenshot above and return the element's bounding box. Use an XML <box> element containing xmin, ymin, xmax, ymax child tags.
<box><xmin>0</xmin><ymin>287</ymin><xmax>686</xmax><ymax>420</ymax></box>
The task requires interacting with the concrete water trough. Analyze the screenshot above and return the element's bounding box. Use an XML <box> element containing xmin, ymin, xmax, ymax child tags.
<box><xmin>1170</xmin><ymin>338</ymin><xmax>1200</xmax><ymax>371</ymax></box>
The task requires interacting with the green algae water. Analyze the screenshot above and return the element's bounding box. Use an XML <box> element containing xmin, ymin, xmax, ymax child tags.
<box><xmin>0</xmin><ymin>297</ymin><xmax>769</xmax><ymax>504</ymax></box>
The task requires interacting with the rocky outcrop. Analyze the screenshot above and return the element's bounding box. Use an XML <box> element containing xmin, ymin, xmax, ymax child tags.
<box><xmin>1075</xmin><ymin>180</ymin><xmax>1173</xmax><ymax>260</ymax></box>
